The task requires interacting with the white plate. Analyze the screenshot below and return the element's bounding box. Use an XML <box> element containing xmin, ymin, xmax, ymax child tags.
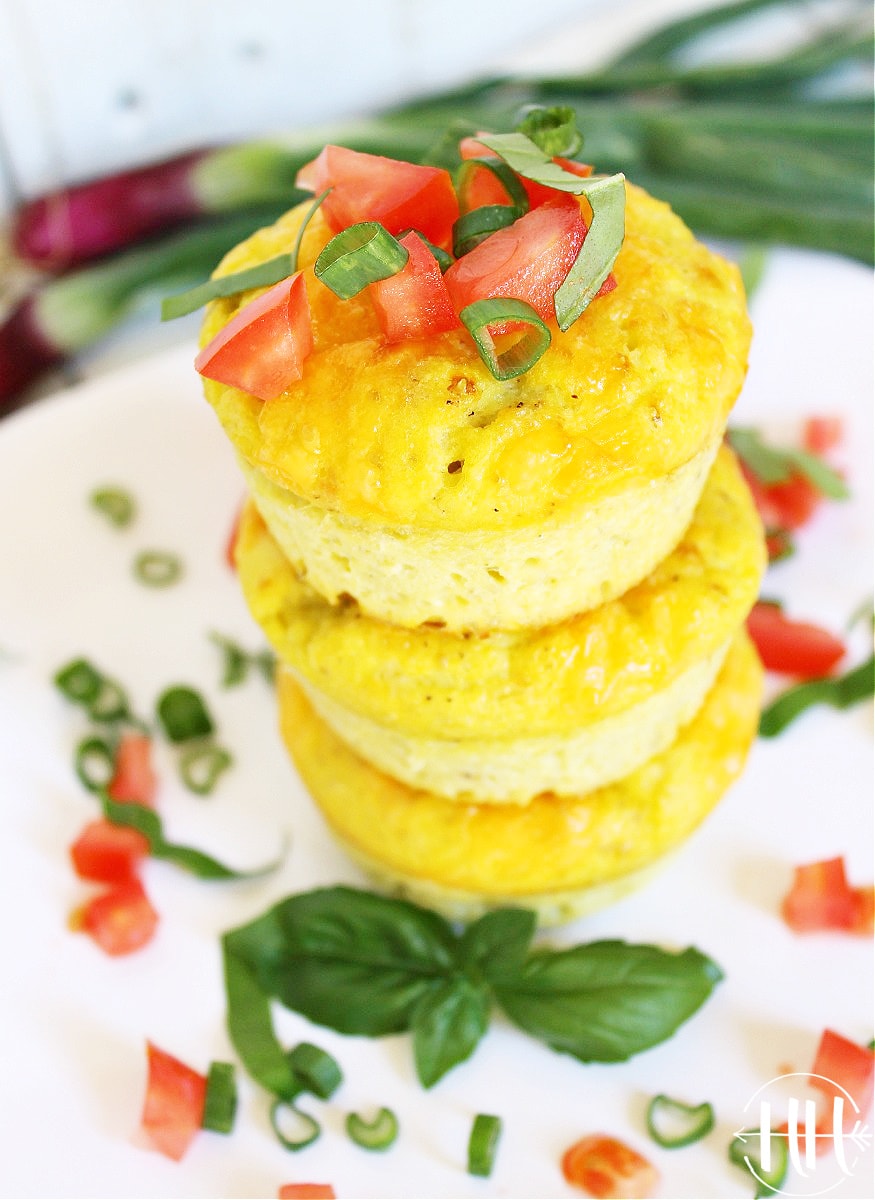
<box><xmin>0</xmin><ymin>246</ymin><xmax>872</xmax><ymax>1200</ymax></box>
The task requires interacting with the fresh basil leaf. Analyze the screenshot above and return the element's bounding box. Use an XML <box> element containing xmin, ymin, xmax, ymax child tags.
<box><xmin>759</xmin><ymin>652</ymin><xmax>874</xmax><ymax>737</ymax></box>
<box><xmin>411</xmin><ymin>978</ymin><xmax>491</xmax><ymax>1088</ymax></box>
<box><xmin>222</xmin><ymin>930</ymin><xmax>302</xmax><ymax>1102</ymax></box>
<box><xmin>493</xmin><ymin>941</ymin><xmax>722</xmax><ymax>1063</ymax></box>
<box><xmin>99</xmin><ymin>792</ymin><xmax>283</xmax><ymax>879</ymax></box>
<box><xmin>458</xmin><ymin>908</ymin><xmax>537</xmax><ymax>981</ymax></box>
<box><xmin>727</xmin><ymin>426</ymin><xmax>848</xmax><ymax>499</ymax></box>
<box><xmin>230</xmin><ymin>887</ymin><xmax>457</xmax><ymax>1037</ymax></box>
<box><xmin>554</xmin><ymin>173</ymin><xmax>625</xmax><ymax>330</ymax></box>
<box><xmin>476</xmin><ymin>131</ymin><xmax>621</xmax><ymax>199</ymax></box>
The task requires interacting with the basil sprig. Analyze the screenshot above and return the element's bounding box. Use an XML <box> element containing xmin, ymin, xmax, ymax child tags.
<box><xmin>759</xmin><ymin>652</ymin><xmax>874</xmax><ymax>737</ymax></box>
<box><xmin>727</xmin><ymin>426</ymin><xmax>849</xmax><ymax>498</ymax></box>
<box><xmin>222</xmin><ymin>887</ymin><xmax>722</xmax><ymax>1095</ymax></box>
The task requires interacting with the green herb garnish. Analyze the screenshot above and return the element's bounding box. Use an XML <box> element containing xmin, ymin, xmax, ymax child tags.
<box><xmin>467</xmin><ymin>1113</ymin><xmax>503</xmax><ymax>1177</ymax></box>
<box><xmin>759</xmin><ymin>653</ymin><xmax>874</xmax><ymax>737</ymax></box>
<box><xmin>222</xmin><ymin>887</ymin><xmax>722</xmax><ymax>1100</ymax></box>
<box><xmin>179</xmin><ymin>744</ymin><xmax>233</xmax><ymax>795</ymax></box>
<box><xmin>156</xmin><ymin>685</ymin><xmax>214</xmax><ymax>743</ymax></box>
<box><xmin>133</xmin><ymin>550</ymin><xmax>183</xmax><ymax>588</ymax></box>
<box><xmin>459</xmin><ymin>298</ymin><xmax>551</xmax><ymax>380</ymax></box>
<box><xmin>646</xmin><ymin>1093</ymin><xmax>715</xmax><ymax>1148</ymax></box>
<box><xmin>727</xmin><ymin>426</ymin><xmax>849</xmax><ymax>498</ymax></box>
<box><xmin>314</xmin><ymin>222</ymin><xmax>408</xmax><ymax>299</ymax></box>
<box><xmin>89</xmin><ymin>485</ymin><xmax>136</xmax><ymax>527</ymax></box>
<box><xmin>518</xmin><ymin>105</ymin><xmax>582</xmax><ymax>157</ymax></box>
<box><xmin>345</xmin><ymin>1106</ymin><xmax>399</xmax><ymax>1152</ymax></box>
<box><xmin>209</xmin><ymin>632</ymin><xmax>276</xmax><ymax>687</ymax></box>
<box><xmin>202</xmin><ymin>1061</ymin><xmax>238</xmax><ymax>1134</ymax></box>
<box><xmin>729</xmin><ymin>1125</ymin><xmax>789</xmax><ymax>1199</ymax></box>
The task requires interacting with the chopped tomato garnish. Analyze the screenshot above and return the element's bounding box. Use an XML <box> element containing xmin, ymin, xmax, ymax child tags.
<box><xmin>107</xmin><ymin>732</ymin><xmax>157</xmax><ymax>807</ymax></box>
<box><xmin>70</xmin><ymin>818</ymin><xmax>150</xmax><ymax>883</ymax></box>
<box><xmin>811</xmin><ymin>1030</ymin><xmax>875</xmax><ymax>1122</ymax></box>
<box><xmin>781</xmin><ymin>857</ymin><xmax>874</xmax><ymax>935</ymax></box>
<box><xmin>445</xmin><ymin>200</ymin><xmax>586</xmax><ymax>328</ymax></box>
<box><xmin>369</xmin><ymin>230</ymin><xmax>460</xmax><ymax>342</ymax></box>
<box><xmin>740</xmin><ymin>461</ymin><xmax>822</xmax><ymax>533</ymax></box>
<box><xmin>277</xmin><ymin>1187</ymin><xmax>337</xmax><ymax>1200</ymax></box>
<box><xmin>141</xmin><ymin>1041</ymin><xmax>207</xmax><ymax>1162</ymax></box>
<box><xmin>746</xmin><ymin>602</ymin><xmax>845</xmax><ymax>679</ymax></box>
<box><xmin>561</xmin><ymin>1134</ymin><xmax>658</xmax><ymax>1199</ymax></box>
<box><xmin>804</xmin><ymin>416</ymin><xmax>843</xmax><ymax>455</ymax></box>
<box><xmin>195</xmin><ymin>272</ymin><xmax>312</xmax><ymax>401</ymax></box>
<box><xmin>296</xmin><ymin>145</ymin><xmax>459</xmax><ymax>250</ymax></box>
<box><xmin>74</xmin><ymin>878</ymin><xmax>158</xmax><ymax>956</ymax></box>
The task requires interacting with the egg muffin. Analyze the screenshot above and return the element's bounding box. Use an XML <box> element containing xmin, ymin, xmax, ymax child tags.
<box><xmin>276</xmin><ymin>630</ymin><xmax>762</xmax><ymax>925</ymax></box>
<box><xmin>235</xmin><ymin>445</ymin><xmax>765</xmax><ymax>801</ymax></box>
<box><xmin>201</xmin><ymin>182</ymin><xmax>751</xmax><ymax>632</ymax></box>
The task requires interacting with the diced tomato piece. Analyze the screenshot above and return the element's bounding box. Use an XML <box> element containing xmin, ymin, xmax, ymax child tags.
<box><xmin>562</xmin><ymin>1135</ymin><xmax>658</xmax><ymax>1199</ymax></box>
<box><xmin>73</xmin><ymin>878</ymin><xmax>159</xmax><ymax>956</ymax></box>
<box><xmin>746</xmin><ymin>602</ymin><xmax>845</xmax><ymax>679</ymax></box>
<box><xmin>445</xmin><ymin>200</ymin><xmax>586</xmax><ymax>327</ymax></box>
<box><xmin>368</xmin><ymin>230</ymin><xmax>460</xmax><ymax>342</ymax></box>
<box><xmin>195</xmin><ymin>272</ymin><xmax>312</xmax><ymax>401</ymax></box>
<box><xmin>108</xmin><ymin>732</ymin><xmax>157</xmax><ymax>807</ymax></box>
<box><xmin>780</xmin><ymin>857</ymin><xmax>875</xmax><ymax>934</ymax></box>
<box><xmin>804</xmin><ymin>416</ymin><xmax>843</xmax><ymax>455</ymax></box>
<box><xmin>141</xmin><ymin>1041</ymin><xmax>207</xmax><ymax>1162</ymax></box>
<box><xmin>277</xmin><ymin>1187</ymin><xmax>337</xmax><ymax>1200</ymax></box>
<box><xmin>811</xmin><ymin>1029</ymin><xmax>875</xmax><ymax>1132</ymax></box>
<box><xmin>739</xmin><ymin>460</ymin><xmax>823</xmax><ymax>532</ymax></box>
<box><xmin>296</xmin><ymin>145</ymin><xmax>459</xmax><ymax>250</ymax></box>
<box><xmin>70</xmin><ymin>818</ymin><xmax>150</xmax><ymax>883</ymax></box>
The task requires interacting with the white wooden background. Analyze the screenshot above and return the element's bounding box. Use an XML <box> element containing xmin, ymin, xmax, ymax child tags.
<box><xmin>0</xmin><ymin>0</ymin><xmax>729</xmax><ymax>214</ymax></box>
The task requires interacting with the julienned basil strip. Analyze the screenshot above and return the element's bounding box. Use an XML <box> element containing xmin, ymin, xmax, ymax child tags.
<box><xmin>161</xmin><ymin>252</ymin><xmax>294</xmax><ymax>320</ymax></box>
<box><xmin>459</xmin><ymin>298</ymin><xmax>551</xmax><ymax>380</ymax></box>
<box><xmin>98</xmin><ymin>792</ymin><xmax>284</xmax><ymax>879</ymax></box>
<box><xmin>477</xmin><ymin>131</ymin><xmax>616</xmax><ymax>196</ymax></box>
<box><xmin>759</xmin><ymin>653</ymin><xmax>874</xmax><ymax>737</ymax></box>
<box><xmin>727</xmin><ymin>426</ymin><xmax>849</xmax><ymax>499</ymax></box>
<box><xmin>554</xmin><ymin>173</ymin><xmax>625</xmax><ymax>330</ymax></box>
<box><xmin>221</xmin><ymin>886</ymin><xmax>722</xmax><ymax>1094</ymax></box>
<box><xmin>314</xmin><ymin>222</ymin><xmax>408</xmax><ymax>299</ymax></box>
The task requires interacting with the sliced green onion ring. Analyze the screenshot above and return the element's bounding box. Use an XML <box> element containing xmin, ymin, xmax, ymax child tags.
<box><xmin>75</xmin><ymin>736</ymin><xmax>116</xmax><ymax>793</ymax></box>
<box><xmin>270</xmin><ymin>1098</ymin><xmax>321</xmax><ymax>1151</ymax></box>
<box><xmin>345</xmin><ymin>1106</ymin><xmax>399</xmax><ymax>1152</ymax></box>
<box><xmin>452</xmin><ymin>204</ymin><xmax>522</xmax><ymax>257</ymax></box>
<box><xmin>89</xmin><ymin>485</ymin><xmax>136</xmax><ymax>527</ymax></box>
<box><xmin>55</xmin><ymin>658</ymin><xmax>102</xmax><ymax>706</ymax></box>
<box><xmin>729</xmin><ymin>1126</ymin><xmax>788</xmax><ymax>1198</ymax></box>
<box><xmin>88</xmin><ymin>676</ymin><xmax>131</xmax><ymax>724</ymax></box>
<box><xmin>161</xmin><ymin>252</ymin><xmax>294</xmax><ymax>321</ymax></box>
<box><xmin>467</xmin><ymin>1112</ymin><xmax>502</xmax><ymax>1177</ymax></box>
<box><xmin>518</xmin><ymin>105</ymin><xmax>583</xmax><ymax>157</ymax></box>
<box><xmin>456</xmin><ymin>156</ymin><xmax>530</xmax><ymax>215</ymax></box>
<box><xmin>287</xmin><ymin>1042</ymin><xmax>342</xmax><ymax>1100</ymax></box>
<box><xmin>553</xmin><ymin>172</ymin><xmax>626</xmax><ymax>330</ymax></box>
<box><xmin>459</xmin><ymin>298</ymin><xmax>551</xmax><ymax>381</ymax></box>
<box><xmin>202</xmin><ymin>1061</ymin><xmax>238</xmax><ymax>1134</ymax></box>
<box><xmin>133</xmin><ymin>550</ymin><xmax>183</xmax><ymax>588</ymax></box>
<box><xmin>179</xmin><ymin>744</ymin><xmax>232</xmax><ymax>796</ymax></box>
<box><xmin>156</xmin><ymin>685</ymin><xmax>214</xmax><ymax>743</ymax></box>
<box><xmin>646</xmin><ymin>1093</ymin><xmax>715</xmax><ymax>1148</ymax></box>
<box><xmin>314</xmin><ymin>222</ymin><xmax>408</xmax><ymax>299</ymax></box>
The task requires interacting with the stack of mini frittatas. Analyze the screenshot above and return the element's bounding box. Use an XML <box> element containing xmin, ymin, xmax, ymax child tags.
<box><xmin>200</xmin><ymin>158</ymin><xmax>765</xmax><ymax>926</ymax></box>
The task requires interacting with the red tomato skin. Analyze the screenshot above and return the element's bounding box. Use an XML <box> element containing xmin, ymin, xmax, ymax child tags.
<box><xmin>297</xmin><ymin>145</ymin><xmax>459</xmax><ymax>250</ymax></box>
<box><xmin>444</xmin><ymin>200</ymin><xmax>586</xmax><ymax>324</ymax></box>
<box><xmin>561</xmin><ymin>1134</ymin><xmax>658</xmax><ymax>1199</ymax></box>
<box><xmin>804</xmin><ymin>416</ymin><xmax>843</xmax><ymax>455</ymax></box>
<box><xmin>141</xmin><ymin>1041</ymin><xmax>207</xmax><ymax>1162</ymax></box>
<box><xmin>781</xmin><ymin>857</ymin><xmax>861</xmax><ymax>933</ymax></box>
<box><xmin>76</xmin><ymin>878</ymin><xmax>159</xmax><ymax>956</ymax></box>
<box><xmin>107</xmin><ymin>732</ymin><xmax>157</xmax><ymax>807</ymax></box>
<box><xmin>70</xmin><ymin>819</ymin><xmax>150</xmax><ymax>883</ymax></box>
<box><xmin>277</xmin><ymin>1187</ymin><xmax>337</xmax><ymax>1200</ymax></box>
<box><xmin>195</xmin><ymin>272</ymin><xmax>313</xmax><ymax>401</ymax></box>
<box><xmin>369</xmin><ymin>231</ymin><xmax>460</xmax><ymax>342</ymax></box>
<box><xmin>811</xmin><ymin>1029</ymin><xmax>875</xmax><ymax>1128</ymax></box>
<box><xmin>746</xmin><ymin>602</ymin><xmax>845</xmax><ymax>679</ymax></box>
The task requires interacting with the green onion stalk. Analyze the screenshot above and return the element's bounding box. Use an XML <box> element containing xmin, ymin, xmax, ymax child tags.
<box><xmin>2</xmin><ymin>0</ymin><xmax>872</xmax><ymax>405</ymax></box>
